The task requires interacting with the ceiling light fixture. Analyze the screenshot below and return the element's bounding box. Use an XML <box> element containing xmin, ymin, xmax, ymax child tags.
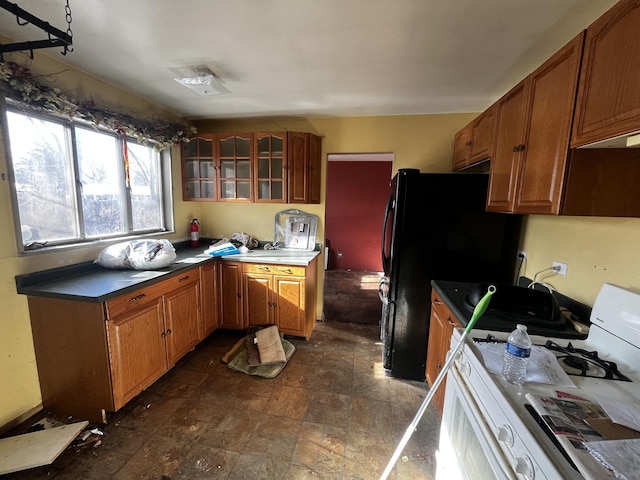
<box><xmin>172</xmin><ymin>66</ymin><xmax>230</xmax><ymax>97</ymax></box>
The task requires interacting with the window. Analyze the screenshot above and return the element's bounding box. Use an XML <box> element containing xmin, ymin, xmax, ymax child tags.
<box><xmin>4</xmin><ymin>107</ymin><xmax>173</xmax><ymax>252</ymax></box>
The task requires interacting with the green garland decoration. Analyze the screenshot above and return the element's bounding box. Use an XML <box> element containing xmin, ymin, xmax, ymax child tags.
<box><xmin>0</xmin><ymin>61</ymin><xmax>196</xmax><ymax>150</ymax></box>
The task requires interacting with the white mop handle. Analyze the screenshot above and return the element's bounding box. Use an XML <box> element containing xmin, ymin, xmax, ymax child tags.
<box><xmin>379</xmin><ymin>329</ymin><xmax>471</xmax><ymax>480</ymax></box>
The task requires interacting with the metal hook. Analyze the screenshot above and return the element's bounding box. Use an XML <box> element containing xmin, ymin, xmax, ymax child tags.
<box><xmin>15</xmin><ymin>14</ymin><xmax>28</xmax><ymax>26</ymax></box>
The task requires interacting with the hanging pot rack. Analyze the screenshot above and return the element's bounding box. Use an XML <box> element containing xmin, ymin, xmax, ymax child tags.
<box><xmin>0</xmin><ymin>0</ymin><xmax>73</xmax><ymax>61</ymax></box>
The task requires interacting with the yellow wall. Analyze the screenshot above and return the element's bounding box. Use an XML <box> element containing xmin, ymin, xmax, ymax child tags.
<box><xmin>520</xmin><ymin>215</ymin><xmax>640</xmax><ymax>306</ymax></box>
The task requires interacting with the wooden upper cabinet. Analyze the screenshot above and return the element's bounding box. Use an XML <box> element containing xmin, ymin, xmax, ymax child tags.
<box><xmin>572</xmin><ymin>0</ymin><xmax>640</xmax><ymax>147</ymax></box>
<box><xmin>182</xmin><ymin>131</ymin><xmax>320</xmax><ymax>203</ymax></box>
<box><xmin>470</xmin><ymin>104</ymin><xmax>497</xmax><ymax>164</ymax></box>
<box><xmin>217</xmin><ymin>133</ymin><xmax>254</xmax><ymax>202</ymax></box>
<box><xmin>452</xmin><ymin>123</ymin><xmax>473</xmax><ymax>171</ymax></box>
<box><xmin>452</xmin><ymin>105</ymin><xmax>497</xmax><ymax>171</ymax></box>
<box><xmin>288</xmin><ymin>132</ymin><xmax>322</xmax><ymax>204</ymax></box>
<box><xmin>308</xmin><ymin>133</ymin><xmax>322</xmax><ymax>204</ymax></box>
<box><xmin>515</xmin><ymin>32</ymin><xmax>584</xmax><ymax>214</ymax></box>
<box><xmin>486</xmin><ymin>80</ymin><xmax>528</xmax><ymax>212</ymax></box>
<box><xmin>488</xmin><ymin>33</ymin><xmax>584</xmax><ymax>214</ymax></box>
<box><xmin>182</xmin><ymin>134</ymin><xmax>217</xmax><ymax>201</ymax></box>
<box><xmin>254</xmin><ymin>133</ymin><xmax>287</xmax><ymax>203</ymax></box>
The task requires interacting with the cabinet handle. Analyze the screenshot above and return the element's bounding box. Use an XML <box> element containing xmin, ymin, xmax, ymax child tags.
<box><xmin>280</xmin><ymin>268</ymin><xmax>293</xmax><ymax>274</ymax></box>
<box><xmin>166</xmin><ymin>329</ymin><xmax>172</xmax><ymax>334</ymax></box>
<box><xmin>465</xmin><ymin>141</ymin><xmax>473</xmax><ymax>146</ymax></box>
<box><xmin>161</xmin><ymin>332</ymin><xmax>166</xmax><ymax>338</ymax></box>
<box><xmin>237</xmin><ymin>293</ymin><xmax>241</xmax><ymax>298</ymax></box>
<box><xmin>179</xmin><ymin>275</ymin><xmax>190</xmax><ymax>282</ymax></box>
<box><xmin>513</xmin><ymin>144</ymin><xmax>525</xmax><ymax>152</ymax></box>
<box><xmin>437</xmin><ymin>363</ymin><xmax>442</xmax><ymax>371</ymax></box>
<box><xmin>433</xmin><ymin>299</ymin><xmax>442</xmax><ymax>305</ymax></box>
<box><xmin>447</xmin><ymin>318</ymin><xmax>456</xmax><ymax>327</ymax></box>
<box><xmin>130</xmin><ymin>293</ymin><xmax>146</xmax><ymax>302</ymax></box>
<box><xmin>259</xmin><ymin>266</ymin><xmax>271</xmax><ymax>272</ymax></box>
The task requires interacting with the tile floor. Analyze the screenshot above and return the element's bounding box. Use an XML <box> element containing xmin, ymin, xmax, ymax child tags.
<box><xmin>4</xmin><ymin>321</ymin><xmax>439</xmax><ymax>480</ymax></box>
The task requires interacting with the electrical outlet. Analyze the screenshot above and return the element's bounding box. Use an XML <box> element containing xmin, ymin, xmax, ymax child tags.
<box><xmin>518</xmin><ymin>250</ymin><xmax>526</xmax><ymax>260</ymax></box>
<box><xmin>553</xmin><ymin>261</ymin><xmax>568</xmax><ymax>276</ymax></box>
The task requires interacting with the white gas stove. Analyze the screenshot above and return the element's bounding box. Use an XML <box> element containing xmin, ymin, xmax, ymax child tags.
<box><xmin>436</xmin><ymin>283</ymin><xmax>640</xmax><ymax>480</ymax></box>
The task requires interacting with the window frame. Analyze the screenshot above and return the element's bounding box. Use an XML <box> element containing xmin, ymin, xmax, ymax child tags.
<box><xmin>2</xmin><ymin>100</ymin><xmax>175</xmax><ymax>255</ymax></box>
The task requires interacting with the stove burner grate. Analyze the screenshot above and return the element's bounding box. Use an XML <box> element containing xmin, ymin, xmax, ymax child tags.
<box><xmin>543</xmin><ymin>340</ymin><xmax>631</xmax><ymax>381</ymax></box>
<box><xmin>473</xmin><ymin>335</ymin><xmax>631</xmax><ymax>381</ymax></box>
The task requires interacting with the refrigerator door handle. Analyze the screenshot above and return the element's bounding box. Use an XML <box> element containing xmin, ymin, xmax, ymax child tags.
<box><xmin>381</xmin><ymin>194</ymin><xmax>395</xmax><ymax>276</ymax></box>
<box><xmin>378</xmin><ymin>277</ymin><xmax>390</xmax><ymax>305</ymax></box>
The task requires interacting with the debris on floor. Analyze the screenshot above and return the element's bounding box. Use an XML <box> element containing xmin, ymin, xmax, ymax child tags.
<box><xmin>0</xmin><ymin>419</ymin><xmax>88</xmax><ymax>475</ymax></box>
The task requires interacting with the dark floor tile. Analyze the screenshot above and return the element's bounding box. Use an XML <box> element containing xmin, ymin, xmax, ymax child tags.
<box><xmin>3</xmin><ymin>320</ymin><xmax>438</xmax><ymax>480</ymax></box>
<box><xmin>227</xmin><ymin>453</ymin><xmax>290</xmax><ymax>480</ymax></box>
<box><xmin>304</xmin><ymin>391</ymin><xmax>351</xmax><ymax>426</ymax></box>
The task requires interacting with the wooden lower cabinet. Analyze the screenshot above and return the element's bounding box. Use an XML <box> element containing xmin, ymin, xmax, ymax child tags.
<box><xmin>219</xmin><ymin>261</ymin><xmax>245</xmax><ymax>329</ymax></box>
<box><xmin>107</xmin><ymin>299</ymin><xmax>167</xmax><ymax>411</ymax></box>
<box><xmin>27</xmin><ymin>265</ymin><xmax>211</xmax><ymax>423</ymax></box>
<box><xmin>241</xmin><ymin>259</ymin><xmax>318</xmax><ymax>339</ymax></box>
<box><xmin>425</xmin><ymin>290</ymin><xmax>461</xmax><ymax>417</ymax></box>
<box><xmin>199</xmin><ymin>261</ymin><xmax>219</xmax><ymax>338</ymax></box>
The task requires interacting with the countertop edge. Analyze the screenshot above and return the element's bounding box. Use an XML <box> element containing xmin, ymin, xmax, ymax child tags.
<box><xmin>16</xmin><ymin>246</ymin><xmax>321</xmax><ymax>303</ymax></box>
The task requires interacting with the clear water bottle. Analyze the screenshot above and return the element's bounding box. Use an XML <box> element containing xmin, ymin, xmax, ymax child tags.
<box><xmin>502</xmin><ymin>324</ymin><xmax>532</xmax><ymax>385</ymax></box>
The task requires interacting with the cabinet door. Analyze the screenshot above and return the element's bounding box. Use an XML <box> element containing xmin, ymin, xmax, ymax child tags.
<box><xmin>515</xmin><ymin>33</ymin><xmax>584</xmax><ymax>214</ymax></box>
<box><xmin>254</xmin><ymin>133</ymin><xmax>287</xmax><ymax>203</ymax></box>
<box><xmin>199</xmin><ymin>262</ymin><xmax>218</xmax><ymax>339</ymax></box>
<box><xmin>426</xmin><ymin>303</ymin><xmax>446</xmax><ymax>416</ymax></box>
<box><xmin>182</xmin><ymin>134</ymin><xmax>217</xmax><ymax>201</ymax></box>
<box><xmin>572</xmin><ymin>0</ymin><xmax>640</xmax><ymax>147</ymax></box>
<box><xmin>163</xmin><ymin>275</ymin><xmax>201</xmax><ymax>365</ymax></box>
<box><xmin>469</xmin><ymin>104</ymin><xmax>497</xmax><ymax>164</ymax></box>
<box><xmin>217</xmin><ymin>133</ymin><xmax>253</xmax><ymax>202</ymax></box>
<box><xmin>244</xmin><ymin>272</ymin><xmax>275</xmax><ymax>327</ymax></box>
<box><xmin>486</xmin><ymin>81</ymin><xmax>528</xmax><ymax>212</ymax></box>
<box><xmin>274</xmin><ymin>276</ymin><xmax>305</xmax><ymax>337</ymax></box>
<box><xmin>107</xmin><ymin>300</ymin><xmax>167</xmax><ymax>410</ymax></box>
<box><xmin>288</xmin><ymin>132</ymin><xmax>309</xmax><ymax>203</ymax></box>
<box><xmin>219</xmin><ymin>261</ymin><xmax>245</xmax><ymax>329</ymax></box>
<box><xmin>308</xmin><ymin>134</ymin><xmax>322</xmax><ymax>204</ymax></box>
<box><xmin>452</xmin><ymin>123</ymin><xmax>473</xmax><ymax>171</ymax></box>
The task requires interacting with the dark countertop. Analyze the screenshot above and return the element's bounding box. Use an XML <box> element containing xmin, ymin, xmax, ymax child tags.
<box><xmin>16</xmin><ymin>242</ymin><xmax>320</xmax><ymax>303</ymax></box>
<box><xmin>431</xmin><ymin>279</ymin><xmax>588</xmax><ymax>340</ymax></box>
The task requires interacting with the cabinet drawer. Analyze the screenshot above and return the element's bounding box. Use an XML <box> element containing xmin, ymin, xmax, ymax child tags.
<box><xmin>105</xmin><ymin>271</ymin><xmax>199</xmax><ymax>319</ymax></box>
<box><xmin>243</xmin><ymin>263</ymin><xmax>305</xmax><ymax>276</ymax></box>
<box><xmin>105</xmin><ymin>282</ymin><xmax>168</xmax><ymax>319</ymax></box>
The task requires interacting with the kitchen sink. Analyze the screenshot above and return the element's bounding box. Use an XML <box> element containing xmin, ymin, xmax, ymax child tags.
<box><xmin>464</xmin><ymin>282</ymin><xmax>565</xmax><ymax>328</ymax></box>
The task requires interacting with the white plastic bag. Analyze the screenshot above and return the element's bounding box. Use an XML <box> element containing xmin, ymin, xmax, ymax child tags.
<box><xmin>95</xmin><ymin>239</ymin><xmax>176</xmax><ymax>270</ymax></box>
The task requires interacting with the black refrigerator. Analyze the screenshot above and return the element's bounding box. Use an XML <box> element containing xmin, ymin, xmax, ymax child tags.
<box><xmin>379</xmin><ymin>169</ymin><xmax>522</xmax><ymax>381</ymax></box>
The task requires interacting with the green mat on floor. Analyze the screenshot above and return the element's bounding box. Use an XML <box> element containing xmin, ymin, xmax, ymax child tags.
<box><xmin>225</xmin><ymin>327</ymin><xmax>296</xmax><ymax>379</ymax></box>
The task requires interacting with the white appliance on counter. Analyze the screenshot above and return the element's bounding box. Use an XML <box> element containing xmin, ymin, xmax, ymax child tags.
<box><xmin>436</xmin><ymin>283</ymin><xmax>640</xmax><ymax>480</ymax></box>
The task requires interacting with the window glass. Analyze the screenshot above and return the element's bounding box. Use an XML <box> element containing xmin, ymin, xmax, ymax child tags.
<box><xmin>76</xmin><ymin>127</ymin><xmax>125</xmax><ymax>237</ymax></box>
<box><xmin>4</xmin><ymin>107</ymin><xmax>171</xmax><ymax>251</ymax></box>
<box><xmin>6</xmin><ymin>111</ymin><xmax>79</xmax><ymax>243</ymax></box>
<box><xmin>127</xmin><ymin>141</ymin><xmax>162</xmax><ymax>231</ymax></box>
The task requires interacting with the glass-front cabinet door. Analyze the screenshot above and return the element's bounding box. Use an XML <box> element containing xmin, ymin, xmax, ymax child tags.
<box><xmin>182</xmin><ymin>134</ymin><xmax>216</xmax><ymax>200</ymax></box>
<box><xmin>217</xmin><ymin>133</ymin><xmax>253</xmax><ymax>202</ymax></box>
<box><xmin>254</xmin><ymin>133</ymin><xmax>287</xmax><ymax>203</ymax></box>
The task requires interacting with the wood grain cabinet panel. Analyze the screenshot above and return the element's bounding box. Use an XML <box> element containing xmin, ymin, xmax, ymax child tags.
<box><xmin>219</xmin><ymin>261</ymin><xmax>245</xmax><ymax>329</ymax></box>
<box><xmin>572</xmin><ymin>0</ymin><xmax>640</xmax><ymax>147</ymax></box>
<box><xmin>107</xmin><ymin>300</ymin><xmax>167</xmax><ymax>411</ymax></box>
<box><xmin>240</xmin><ymin>259</ymin><xmax>318</xmax><ymax>339</ymax></box>
<box><xmin>452</xmin><ymin>105</ymin><xmax>497</xmax><ymax>171</ymax></box>
<box><xmin>199</xmin><ymin>261</ymin><xmax>219</xmax><ymax>338</ymax></box>
<box><xmin>163</xmin><ymin>273</ymin><xmax>201</xmax><ymax>365</ymax></box>
<box><xmin>425</xmin><ymin>290</ymin><xmax>461</xmax><ymax>417</ymax></box>
<box><xmin>486</xmin><ymin>80</ymin><xmax>528</xmax><ymax>212</ymax></box>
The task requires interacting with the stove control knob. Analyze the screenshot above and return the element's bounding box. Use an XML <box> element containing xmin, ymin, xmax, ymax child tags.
<box><xmin>515</xmin><ymin>454</ymin><xmax>535</xmax><ymax>480</ymax></box>
<box><xmin>497</xmin><ymin>425</ymin><xmax>514</xmax><ymax>447</ymax></box>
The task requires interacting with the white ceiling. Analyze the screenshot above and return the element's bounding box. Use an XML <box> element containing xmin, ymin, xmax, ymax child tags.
<box><xmin>0</xmin><ymin>0</ymin><xmax>618</xmax><ymax>120</ymax></box>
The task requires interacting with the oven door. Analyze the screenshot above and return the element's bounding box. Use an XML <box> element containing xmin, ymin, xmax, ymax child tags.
<box><xmin>437</xmin><ymin>367</ymin><xmax>517</xmax><ymax>480</ymax></box>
